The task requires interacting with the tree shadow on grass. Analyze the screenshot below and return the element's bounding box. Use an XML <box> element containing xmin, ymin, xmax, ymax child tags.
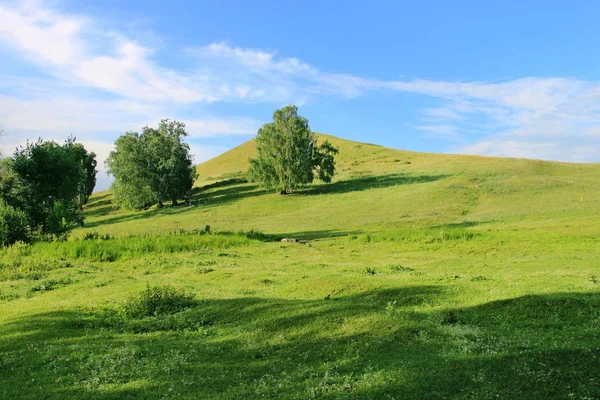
<box><xmin>83</xmin><ymin>174</ymin><xmax>447</xmax><ymax>230</ymax></box>
<box><xmin>299</xmin><ymin>173</ymin><xmax>450</xmax><ymax>196</ymax></box>
<box><xmin>2</xmin><ymin>289</ymin><xmax>599</xmax><ymax>399</ymax></box>
<box><xmin>274</xmin><ymin>229</ymin><xmax>363</xmax><ymax>241</ymax></box>
<box><xmin>83</xmin><ymin>183</ymin><xmax>267</xmax><ymax>229</ymax></box>
<box><xmin>84</xmin><ymin>199</ymin><xmax>114</xmax><ymax>218</ymax></box>
<box><xmin>86</xmin><ymin>192</ymin><xmax>111</xmax><ymax>206</ymax></box>
<box><xmin>244</xmin><ymin>229</ymin><xmax>363</xmax><ymax>242</ymax></box>
<box><xmin>194</xmin><ymin>183</ymin><xmax>268</xmax><ymax>207</ymax></box>
<box><xmin>428</xmin><ymin>221</ymin><xmax>490</xmax><ymax>230</ymax></box>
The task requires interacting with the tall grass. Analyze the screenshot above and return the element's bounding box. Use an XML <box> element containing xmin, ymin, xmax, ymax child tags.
<box><xmin>6</xmin><ymin>231</ymin><xmax>256</xmax><ymax>263</ymax></box>
<box><xmin>355</xmin><ymin>227</ymin><xmax>481</xmax><ymax>244</ymax></box>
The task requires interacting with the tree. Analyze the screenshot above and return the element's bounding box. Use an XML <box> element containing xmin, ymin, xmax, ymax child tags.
<box><xmin>0</xmin><ymin>158</ymin><xmax>25</xmax><ymax>210</ymax></box>
<box><xmin>249</xmin><ymin>105</ymin><xmax>339</xmax><ymax>193</ymax></box>
<box><xmin>63</xmin><ymin>139</ymin><xmax>97</xmax><ymax>207</ymax></box>
<box><xmin>143</xmin><ymin>120</ymin><xmax>197</xmax><ymax>206</ymax></box>
<box><xmin>106</xmin><ymin>120</ymin><xmax>197</xmax><ymax>210</ymax></box>
<box><xmin>11</xmin><ymin>138</ymin><xmax>96</xmax><ymax>234</ymax></box>
<box><xmin>0</xmin><ymin>199</ymin><xmax>28</xmax><ymax>246</ymax></box>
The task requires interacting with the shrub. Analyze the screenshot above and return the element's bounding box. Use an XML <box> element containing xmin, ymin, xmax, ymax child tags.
<box><xmin>45</xmin><ymin>200</ymin><xmax>83</xmax><ymax>236</ymax></box>
<box><xmin>122</xmin><ymin>284</ymin><xmax>196</xmax><ymax>318</ymax></box>
<box><xmin>0</xmin><ymin>200</ymin><xmax>29</xmax><ymax>246</ymax></box>
<box><xmin>389</xmin><ymin>264</ymin><xmax>414</xmax><ymax>272</ymax></box>
<box><xmin>81</xmin><ymin>232</ymin><xmax>112</xmax><ymax>241</ymax></box>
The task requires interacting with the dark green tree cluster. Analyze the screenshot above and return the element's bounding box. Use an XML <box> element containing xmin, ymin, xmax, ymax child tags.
<box><xmin>249</xmin><ymin>105</ymin><xmax>338</xmax><ymax>194</ymax></box>
<box><xmin>106</xmin><ymin>120</ymin><xmax>197</xmax><ymax>210</ymax></box>
<box><xmin>0</xmin><ymin>137</ymin><xmax>97</xmax><ymax>243</ymax></box>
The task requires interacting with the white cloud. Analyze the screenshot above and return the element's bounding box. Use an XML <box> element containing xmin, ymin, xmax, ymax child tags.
<box><xmin>416</xmin><ymin>124</ymin><xmax>463</xmax><ymax>141</ymax></box>
<box><xmin>0</xmin><ymin>94</ymin><xmax>154</xmax><ymax>135</ymax></box>
<box><xmin>458</xmin><ymin>138</ymin><xmax>599</xmax><ymax>163</ymax></box>
<box><xmin>460</xmin><ymin>140</ymin><xmax>560</xmax><ymax>160</ymax></box>
<box><xmin>184</xmin><ymin>118</ymin><xmax>261</xmax><ymax>138</ymax></box>
<box><xmin>0</xmin><ymin>2</ymin><xmax>86</xmax><ymax>66</ymax></box>
<box><xmin>1</xmin><ymin>3</ymin><xmax>600</xmax><ymax>163</ymax></box>
<box><xmin>198</xmin><ymin>43</ymin><xmax>317</xmax><ymax>75</ymax></box>
<box><xmin>0</xmin><ymin>2</ymin><xmax>206</xmax><ymax>103</ymax></box>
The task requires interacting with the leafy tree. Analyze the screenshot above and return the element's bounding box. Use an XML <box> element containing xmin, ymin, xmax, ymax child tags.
<box><xmin>0</xmin><ymin>158</ymin><xmax>24</xmax><ymax>209</ymax></box>
<box><xmin>143</xmin><ymin>120</ymin><xmax>197</xmax><ymax>206</ymax></box>
<box><xmin>249</xmin><ymin>105</ymin><xmax>339</xmax><ymax>193</ymax></box>
<box><xmin>0</xmin><ymin>199</ymin><xmax>28</xmax><ymax>246</ymax></box>
<box><xmin>82</xmin><ymin>151</ymin><xmax>98</xmax><ymax>205</ymax></box>
<box><xmin>63</xmin><ymin>139</ymin><xmax>97</xmax><ymax>207</ymax></box>
<box><xmin>106</xmin><ymin>132</ymin><xmax>156</xmax><ymax>210</ymax></box>
<box><xmin>106</xmin><ymin>120</ymin><xmax>197</xmax><ymax>210</ymax></box>
<box><xmin>11</xmin><ymin>138</ymin><xmax>95</xmax><ymax>234</ymax></box>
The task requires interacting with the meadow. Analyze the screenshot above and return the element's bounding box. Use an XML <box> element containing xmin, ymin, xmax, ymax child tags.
<box><xmin>1</xmin><ymin>134</ymin><xmax>599</xmax><ymax>399</ymax></box>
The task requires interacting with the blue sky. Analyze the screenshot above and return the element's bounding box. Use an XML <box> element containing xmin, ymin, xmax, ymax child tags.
<box><xmin>1</xmin><ymin>0</ymin><xmax>600</xmax><ymax>190</ymax></box>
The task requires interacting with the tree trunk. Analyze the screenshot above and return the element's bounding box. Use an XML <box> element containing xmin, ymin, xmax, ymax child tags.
<box><xmin>171</xmin><ymin>199</ymin><xmax>178</xmax><ymax>206</ymax></box>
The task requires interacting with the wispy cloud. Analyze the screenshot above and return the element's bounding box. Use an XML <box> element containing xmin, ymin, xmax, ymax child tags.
<box><xmin>0</xmin><ymin>2</ymin><xmax>204</xmax><ymax>103</ymax></box>
<box><xmin>184</xmin><ymin>118</ymin><xmax>261</xmax><ymax>138</ymax></box>
<box><xmin>1</xmin><ymin>0</ymin><xmax>599</xmax><ymax>178</ymax></box>
<box><xmin>187</xmin><ymin>44</ymin><xmax>600</xmax><ymax>161</ymax></box>
<box><xmin>416</xmin><ymin>124</ymin><xmax>464</xmax><ymax>142</ymax></box>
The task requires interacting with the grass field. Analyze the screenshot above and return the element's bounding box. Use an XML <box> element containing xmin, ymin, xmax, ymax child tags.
<box><xmin>1</xmin><ymin>134</ymin><xmax>599</xmax><ymax>399</ymax></box>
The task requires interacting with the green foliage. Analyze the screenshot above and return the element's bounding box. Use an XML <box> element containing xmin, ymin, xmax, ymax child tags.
<box><xmin>10</xmin><ymin>137</ymin><xmax>95</xmax><ymax>235</ymax></box>
<box><xmin>106</xmin><ymin>120</ymin><xmax>197</xmax><ymax>210</ymax></box>
<box><xmin>358</xmin><ymin>227</ymin><xmax>480</xmax><ymax>244</ymax></box>
<box><xmin>0</xmin><ymin>159</ymin><xmax>25</xmax><ymax>209</ymax></box>
<box><xmin>80</xmin><ymin>231</ymin><xmax>112</xmax><ymax>241</ymax></box>
<box><xmin>0</xmin><ymin>200</ymin><xmax>28</xmax><ymax>246</ymax></box>
<box><xmin>249</xmin><ymin>105</ymin><xmax>339</xmax><ymax>193</ymax></box>
<box><xmin>46</xmin><ymin>200</ymin><xmax>84</xmax><ymax>237</ymax></box>
<box><xmin>122</xmin><ymin>284</ymin><xmax>196</xmax><ymax>318</ymax></box>
<box><xmin>29</xmin><ymin>231</ymin><xmax>255</xmax><ymax>262</ymax></box>
<box><xmin>65</xmin><ymin>140</ymin><xmax>97</xmax><ymax>206</ymax></box>
<box><xmin>389</xmin><ymin>264</ymin><xmax>414</xmax><ymax>272</ymax></box>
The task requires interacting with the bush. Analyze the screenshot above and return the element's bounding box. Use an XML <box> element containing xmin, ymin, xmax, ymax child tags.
<box><xmin>389</xmin><ymin>264</ymin><xmax>414</xmax><ymax>272</ymax></box>
<box><xmin>46</xmin><ymin>200</ymin><xmax>83</xmax><ymax>236</ymax></box>
<box><xmin>0</xmin><ymin>200</ymin><xmax>28</xmax><ymax>246</ymax></box>
<box><xmin>80</xmin><ymin>232</ymin><xmax>112</xmax><ymax>241</ymax></box>
<box><xmin>122</xmin><ymin>284</ymin><xmax>196</xmax><ymax>318</ymax></box>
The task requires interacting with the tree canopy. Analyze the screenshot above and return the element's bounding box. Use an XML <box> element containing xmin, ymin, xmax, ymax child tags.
<box><xmin>9</xmin><ymin>137</ymin><xmax>97</xmax><ymax>235</ymax></box>
<box><xmin>106</xmin><ymin>119</ymin><xmax>197</xmax><ymax>210</ymax></box>
<box><xmin>249</xmin><ymin>105</ymin><xmax>339</xmax><ymax>193</ymax></box>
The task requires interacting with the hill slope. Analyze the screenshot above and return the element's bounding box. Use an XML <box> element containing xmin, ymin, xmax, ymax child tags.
<box><xmin>89</xmin><ymin>133</ymin><xmax>599</xmax><ymax>238</ymax></box>
<box><xmin>196</xmin><ymin>133</ymin><xmax>426</xmax><ymax>185</ymax></box>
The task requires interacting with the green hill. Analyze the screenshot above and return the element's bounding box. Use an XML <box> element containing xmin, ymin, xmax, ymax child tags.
<box><xmin>1</xmin><ymin>134</ymin><xmax>600</xmax><ymax>399</ymax></box>
<box><xmin>195</xmin><ymin>133</ymin><xmax>398</xmax><ymax>185</ymax></box>
<box><xmin>85</xmin><ymin>133</ymin><xmax>599</xmax><ymax>238</ymax></box>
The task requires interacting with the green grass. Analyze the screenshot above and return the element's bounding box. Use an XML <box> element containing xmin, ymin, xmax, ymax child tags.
<box><xmin>1</xmin><ymin>134</ymin><xmax>600</xmax><ymax>399</ymax></box>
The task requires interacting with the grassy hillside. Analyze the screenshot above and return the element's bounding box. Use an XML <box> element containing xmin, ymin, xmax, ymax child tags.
<box><xmin>194</xmin><ymin>133</ymin><xmax>398</xmax><ymax>185</ymax></box>
<box><xmin>81</xmin><ymin>133</ymin><xmax>600</xmax><ymax>237</ymax></box>
<box><xmin>1</xmin><ymin>134</ymin><xmax>600</xmax><ymax>399</ymax></box>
